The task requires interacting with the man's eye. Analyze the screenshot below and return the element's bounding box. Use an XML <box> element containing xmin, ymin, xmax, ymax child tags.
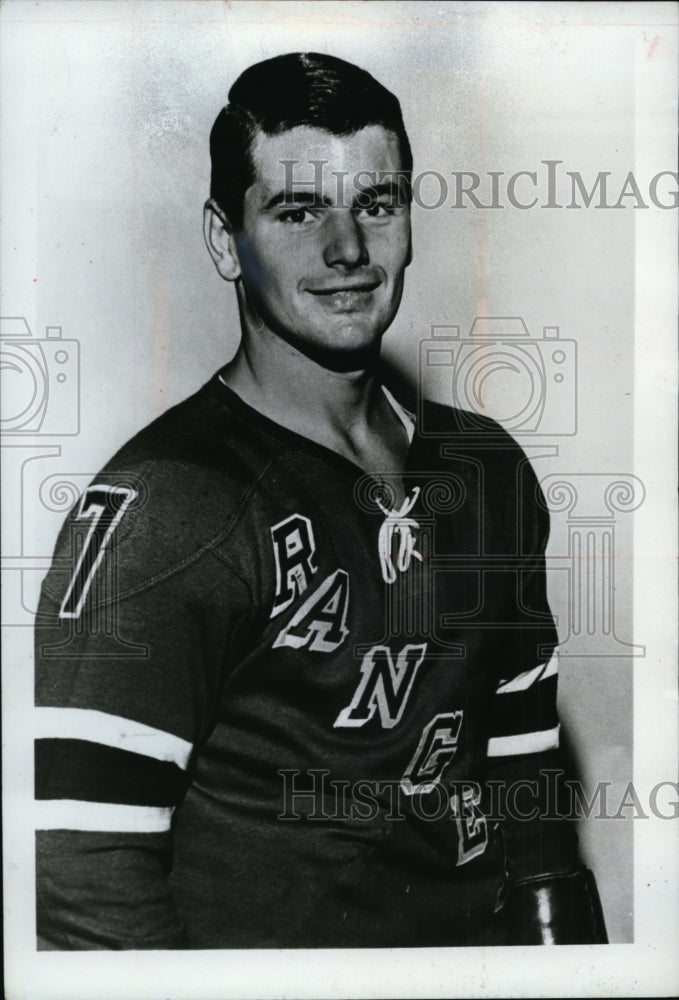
<box><xmin>360</xmin><ymin>201</ymin><xmax>396</xmax><ymax>218</ymax></box>
<box><xmin>278</xmin><ymin>207</ymin><xmax>315</xmax><ymax>224</ymax></box>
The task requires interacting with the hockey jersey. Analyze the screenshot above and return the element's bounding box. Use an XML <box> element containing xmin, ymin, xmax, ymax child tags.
<box><xmin>34</xmin><ymin>371</ymin><xmax>576</xmax><ymax>949</ymax></box>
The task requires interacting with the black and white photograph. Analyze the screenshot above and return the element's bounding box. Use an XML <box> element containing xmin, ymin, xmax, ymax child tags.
<box><xmin>1</xmin><ymin>2</ymin><xmax>677</xmax><ymax>997</ymax></box>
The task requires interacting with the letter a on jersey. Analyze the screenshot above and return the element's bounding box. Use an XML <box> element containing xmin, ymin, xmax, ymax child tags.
<box><xmin>274</xmin><ymin>569</ymin><xmax>350</xmax><ymax>653</ymax></box>
<box><xmin>334</xmin><ymin>643</ymin><xmax>427</xmax><ymax>729</ymax></box>
<box><xmin>270</xmin><ymin>514</ymin><xmax>317</xmax><ymax>618</ymax></box>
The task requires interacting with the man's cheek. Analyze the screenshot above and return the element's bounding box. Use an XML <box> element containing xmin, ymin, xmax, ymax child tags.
<box><xmin>235</xmin><ymin>237</ymin><xmax>274</xmax><ymax>293</ymax></box>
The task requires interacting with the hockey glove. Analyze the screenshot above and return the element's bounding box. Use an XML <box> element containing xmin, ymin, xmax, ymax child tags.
<box><xmin>503</xmin><ymin>866</ymin><xmax>608</xmax><ymax>945</ymax></box>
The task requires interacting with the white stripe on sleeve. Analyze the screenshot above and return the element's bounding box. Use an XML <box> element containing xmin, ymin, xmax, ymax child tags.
<box><xmin>34</xmin><ymin>707</ymin><xmax>192</xmax><ymax>769</ymax></box>
<box><xmin>496</xmin><ymin>651</ymin><xmax>559</xmax><ymax>694</ymax></box>
<box><xmin>487</xmin><ymin>724</ymin><xmax>560</xmax><ymax>757</ymax></box>
<box><xmin>34</xmin><ymin>800</ymin><xmax>174</xmax><ymax>833</ymax></box>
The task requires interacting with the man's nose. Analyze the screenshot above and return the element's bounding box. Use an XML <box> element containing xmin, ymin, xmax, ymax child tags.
<box><xmin>323</xmin><ymin>209</ymin><xmax>369</xmax><ymax>268</ymax></box>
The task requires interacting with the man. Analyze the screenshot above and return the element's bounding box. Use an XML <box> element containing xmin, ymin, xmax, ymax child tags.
<box><xmin>34</xmin><ymin>52</ymin><xmax>607</xmax><ymax>949</ymax></box>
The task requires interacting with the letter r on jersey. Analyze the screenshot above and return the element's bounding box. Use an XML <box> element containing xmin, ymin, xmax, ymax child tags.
<box><xmin>334</xmin><ymin>643</ymin><xmax>428</xmax><ymax>729</ymax></box>
<box><xmin>270</xmin><ymin>514</ymin><xmax>317</xmax><ymax>617</ymax></box>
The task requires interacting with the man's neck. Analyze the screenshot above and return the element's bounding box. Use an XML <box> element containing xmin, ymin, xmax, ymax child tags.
<box><xmin>220</xmin><ymin>318</ymin><xmax>410</xmax><ymax>479</ymax></box>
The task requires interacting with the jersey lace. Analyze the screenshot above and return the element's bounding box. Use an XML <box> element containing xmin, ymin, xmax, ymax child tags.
<box><xmin>375</xmin><ymin>486</ymin><xmax>423</xmax><ymax>584</ymax></box>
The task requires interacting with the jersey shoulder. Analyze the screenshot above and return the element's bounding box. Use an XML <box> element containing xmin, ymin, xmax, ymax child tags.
<box><xmin>42</xmin><ymin>375</ymin><xmax>278</xmax><ymax>604</ymax></box>
<box><xmin>417</xmin><ymin>395</ymin><xmax>523</xmax><ymax>448</ymax></box>
<box><xmin>402</xmin><ymin>391</ymin><xmax>550</xmax><ymax>553</ymax></box>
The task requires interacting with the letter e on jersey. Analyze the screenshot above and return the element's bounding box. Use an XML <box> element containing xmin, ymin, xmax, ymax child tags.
<box><xmin>334</xmin><ymin>643</ymin><xmax>427</xmax><ymax>729</ymax></box>
<box><xmin>270</xmin><ymin>514</ymin><xmax>317</xmax><ymax>617</ymax></box>
<box><xmin>452</xmin><ymin>784</ymin><xmax>488</xmax><ymax>866</ymax></box>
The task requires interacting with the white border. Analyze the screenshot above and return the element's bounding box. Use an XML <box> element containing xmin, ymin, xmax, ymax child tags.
<box><xmin>2</xmin><ymin>2</ymin><xmax>678</xmax><ymax>997</ymax></box>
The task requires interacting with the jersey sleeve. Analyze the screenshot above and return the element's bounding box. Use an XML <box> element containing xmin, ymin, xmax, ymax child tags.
<box><xmin>483</xmin><ymin>460</ymin><xmax>580</xmax><ymax>884</ymax></box>
<box><xmin>34</xmin><ymin>473</ymin><xmax>254</xmax><ymax>949</ymax></box>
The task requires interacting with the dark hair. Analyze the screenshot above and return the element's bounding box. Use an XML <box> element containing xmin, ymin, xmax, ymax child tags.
<box><xmin>209</xmin><ymin>52</ymin><xmax>413</xmax><ymax>229</ymax></box>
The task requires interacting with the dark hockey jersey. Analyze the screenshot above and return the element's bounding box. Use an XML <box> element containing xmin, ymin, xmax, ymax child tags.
<box><xmin>34</xmin><ymin>371</ymin><xmax>577</xmax><ymax>949</ymax></box>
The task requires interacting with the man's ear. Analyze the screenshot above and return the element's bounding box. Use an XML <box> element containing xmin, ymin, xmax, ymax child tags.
<box><xmin>203</xmin><ymin>199</ymin><xmax>241</xmax><ymax>281</ymax></box>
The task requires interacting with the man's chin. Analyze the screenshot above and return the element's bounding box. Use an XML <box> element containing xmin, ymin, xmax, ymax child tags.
<box><xmin>273</xmin><ymin>322</ymin><xmax>384</xmax><ymax>373</ymax></box>
<box><xmin>299</xmin><ymin>336</ymin><xmax>383</xmax><ymax>374</ymax></box>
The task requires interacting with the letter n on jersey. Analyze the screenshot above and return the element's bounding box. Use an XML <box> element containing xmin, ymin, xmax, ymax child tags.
<box><xmin>334</xmin><ymin>643</ymin><xmax>427</xmax><ymax>729</ymax></box>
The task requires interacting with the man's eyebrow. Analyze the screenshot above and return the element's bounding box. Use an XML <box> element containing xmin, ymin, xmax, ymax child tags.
<box><xmin>352</xmin><ymin>179</ymin><xmax>406</xmax><ymax>202</ymax></box>
<box><xmin>262</xmin><ymin>190</ymin><xmax>330</xmax><ymax>211</ymax></box>
<box><xmin>262</xmin><ymin>179</ymin><xmax>409</xmax><ymax>212</ymax></box>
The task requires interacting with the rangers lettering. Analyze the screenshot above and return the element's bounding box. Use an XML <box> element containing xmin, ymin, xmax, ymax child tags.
<box><xmin>273</xmin><ymin>569</ymin><xmax>350</xmax><ymax>652</ymax></box>
<box><xmin>401</xmin><ymin>711</ymin><xmax>464</xmax><ymax>795</ymax></box>
<box><xmin>334</xmin><ymin>642</ymin><xmax>427</xmax><ymax>729</ymax></box>
<box><xmin>270</xmin><ymin>513</ymin><xmax>317</xmax><ymax>617</ymax></box>
<box><xmin>451</xmin><ymin>783</ymin><xmax>488</xmax><ymax>866</ymax></box>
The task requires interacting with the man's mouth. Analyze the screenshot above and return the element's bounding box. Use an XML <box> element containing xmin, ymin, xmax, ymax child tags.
<box><xmin>307</xmin><ymin>281</ymin><xmax>381</xmax><ymax>310</ymax></box>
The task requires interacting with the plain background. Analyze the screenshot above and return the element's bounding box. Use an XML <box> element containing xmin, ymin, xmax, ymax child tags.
<box><xmin>1</xmin><ymin>2</ymin><xmax>677</xmax><ymax>996</ymax></box>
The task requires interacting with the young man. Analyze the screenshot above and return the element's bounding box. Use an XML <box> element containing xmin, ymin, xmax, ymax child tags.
<box><xmin>34</xmin><ymin>53</ymin><xmax>607</xmax><ymax>949</ymax></box>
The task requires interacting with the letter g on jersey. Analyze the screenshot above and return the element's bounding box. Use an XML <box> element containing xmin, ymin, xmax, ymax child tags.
<box><xmin>400</xmin><ymin>711</ymin><xmax>464</xmax><ymax>795</ymax></box>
